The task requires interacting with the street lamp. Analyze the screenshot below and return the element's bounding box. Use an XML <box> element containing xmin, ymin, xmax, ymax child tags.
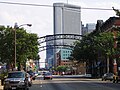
<box><xmin>14</xmin><ymin>23</ymin><xmax>32</xmax><ymax>70</ymax></box>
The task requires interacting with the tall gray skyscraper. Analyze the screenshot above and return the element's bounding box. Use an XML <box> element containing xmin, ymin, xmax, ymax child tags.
<box><xmin>53</xmin><ymin>3</ymin><xmax>81</xmax><ymax>45</ymax></box>
<box><xmin>51</xmin><ymin>3</ymin><xmax>81</xmax><ymax>67</ymax></box>
<box><xmin>53</xmin><ymin>3</ymin><xmax>81</xmax><ymax>34</ymax></box>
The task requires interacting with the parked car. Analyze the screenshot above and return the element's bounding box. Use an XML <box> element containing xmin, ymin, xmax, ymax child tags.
<box><xmin>113</xmin><ymin>71</ymin><xmax>120</xmax><ymax>83</ymax></box>
<box><xmin>43</xmin><ymin>72</ymin><xmax>53</xmax><ymax>80</ymax></box>
<box><xmin>102</xmin><ymin>73</ymin><xmax>114</xmax><ymax>81</ymax></box>
<box><xmin>4</xmin><ymin>71</ymin><xmax>30</xmax><ymax>90</ymax></box>
<box><xmin>37</xmin><ymin>71</ymin><xmax>44</xmax><ymax>78</ymax></box>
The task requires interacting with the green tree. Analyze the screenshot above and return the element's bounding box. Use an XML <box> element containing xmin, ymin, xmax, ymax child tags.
<box><xmin>0</xmin><ymin>26</ymin><xmax>39</xmax><ymax>69</ymax></box>
<box><xmin>70</xmin><ymin>31</ymin><xmax>119</xmax><ymax>74</ymax></box>
<box><xmin>56</xmin><ymin>66</ymin><xmax>67</xmax><ymax>73</ymax></box>
<box><xmin>0</xmin><ymin>26</ymin><xmax>14</xmax><ymax>65</ymax></box>
<box><xmin>71</xmin><ymin>35</ymin><xmax>98</xmax><ymax>63</ymax></box>
<box><xmin>16</xmin><ymin>28</ymin><xmax>39</xmax><ymax>64</ymax></box>
<box><xmin>94</xmin><ymin>32</ymin><xmax>115</xmax><ymax>73</ymax></box>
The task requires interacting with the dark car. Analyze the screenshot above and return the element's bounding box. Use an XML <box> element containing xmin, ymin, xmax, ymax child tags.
<box><xmin>4</xmin><ymin>71</ymin><xmax>29</xmax><ymax>90</ymax></box>
<box><xmin>102</xmin><ymin>73</ymin><xmax>114</xmax><ymax>81</ymax></box>
<box><xmin>43</xmin><ymin>72</ymin><xmax>53</xmax><ymax>80</ymax></box>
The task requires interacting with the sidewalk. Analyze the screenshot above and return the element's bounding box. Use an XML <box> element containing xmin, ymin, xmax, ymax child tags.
<box><xmin>0</xmin><ymin>80</ymin><xmax>3</xmax><ymax>90</ymax></box>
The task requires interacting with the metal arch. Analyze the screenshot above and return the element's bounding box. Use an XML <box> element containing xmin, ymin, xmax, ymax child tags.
<box><xmin>39</xmin><ymin>44</ymin><xmax>74</xmax><ymax>49</ymax></box>
<box><xmin>38</xmin><ymin>34</ymin><xmax>84</xmax><ymax>44</ymax></box>
<box><xmin>39</xmin><ymin>45</ymin><xmax>73</xmax><ymax>52</ymax></box>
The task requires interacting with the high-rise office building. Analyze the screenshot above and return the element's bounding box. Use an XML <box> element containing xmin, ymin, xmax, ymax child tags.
<box><xmin>53</xmin><ymin>3</ymin><xmax>81</xmax><ymax>45</ymax></box>
<box><xmin>82</xmin><ymin>23</ymin><xmax>96</xmax><ymax>35</ymax></box>
<box><xmin>86</xmin><ymin>23</ymin><xmax>96</xmax><ymax>33</ymax></box>
<box><xmin>52</xmin><ymin>3</ymin><xmax>81</xmax><ymax>67</ymax></box>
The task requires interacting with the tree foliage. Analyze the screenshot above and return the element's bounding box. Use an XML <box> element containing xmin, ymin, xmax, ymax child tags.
<box><xmin>70</xmin><ymin>30</ymin><xmax>120</xmax><ymax>63</ymax></box>
<box><xmin>56</xmin><ymin>66</ymin><xmax>67</xmax><ymax>72</ymax></box>
<box><xmin>71</xmin><ymin>36</ymin><xmax>98</xmax><ymax>62</ymax></box>
<box><xmin>0</xmin><ymin>26</ymin><xmax>14</xmax><ymax>64</ymax></box>
<box><xmin>0</xmin><ymin>26</ymin><xmax>39</xmax><ymax>67</ymax></box>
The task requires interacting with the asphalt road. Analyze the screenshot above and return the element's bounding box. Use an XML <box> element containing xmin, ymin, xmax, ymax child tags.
<box><xmin>29</xmin><ymin>76</ymin><xmax>120</xmax><ymax>90</ymax></box>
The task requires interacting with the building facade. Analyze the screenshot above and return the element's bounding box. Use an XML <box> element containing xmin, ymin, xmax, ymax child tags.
<box><xmin>100</xmin><ymin>17</ymin><xmax>120</xmax><ymax>75</ymax></box>
<box><xmin>53</xmin><ymin>3</ymin><xmax>81</xmax><ymax>67</ymax></box>
<box><xmin>82</xmin><ymin>23</ymin><xmax>96</xmax><ymax>35</ymax></box>
<box><xmin>46</xmin><ymin>40</ymin><xmax>54</xmax><ymax>69</ymax></box>
<box><xmin>88</xmin><ymin>17</ymin><xmax>120</xmax><ymax>77</ymax></box>
<box><xmin>53</xmin><ymin>3</ymin><xmax>81</xmax><ymax>35</ymax></box>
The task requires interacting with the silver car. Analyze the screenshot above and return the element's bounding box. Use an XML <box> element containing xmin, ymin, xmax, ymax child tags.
<box><xmin>102</xmin><ymin>73</ymin><xmax>114</xmax><ymax>81</ymax></box>
<box><xmin>4</xmin><ymin>71</ymin><xmax>29</xmax><ymax>90</ymax></box>
<box><xmin>43</xmin><ymin>72</ymin><xmax>53</xmax><ymax>80</ymax></box>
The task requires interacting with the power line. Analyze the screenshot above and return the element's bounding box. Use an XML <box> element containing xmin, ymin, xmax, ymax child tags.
<box><xmin>0</xmin><ymin>1</ymin><xmax>53</xmax><ymax>7</ymax></box>
<box><xmin>81</xmin><ymin>7</ymin><xmax>113</xmax><ymax>11</ymax></box>
<box><xmin>0</xmin><ymin>1</ymin><xmax>119</xmax><ymax>11</ymax></box>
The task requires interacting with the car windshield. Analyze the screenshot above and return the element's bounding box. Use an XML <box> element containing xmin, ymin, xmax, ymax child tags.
<box><xmin>45</xmin><ymin>72</ymin><xmax>52</xmax><ymax>75</ymax></box>
<box><xmin>8</xmin><ymin>72</ymin><xmax>25</xmax><ymax>78</ymax></box>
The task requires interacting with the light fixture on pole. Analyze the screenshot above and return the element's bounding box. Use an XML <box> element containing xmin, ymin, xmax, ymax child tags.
<box><xmin>14</xmin><ymin>23</ymin><xmax>32</xmax><ymax>70</ymax></box>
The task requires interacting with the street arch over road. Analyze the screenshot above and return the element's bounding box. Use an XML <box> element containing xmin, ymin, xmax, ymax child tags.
<box><xmin>38</xmin><ymin>34</ymin><xmax>84</xmax><ymax>52</ymax></box>
<box><xmin>38</xmin><ymin>34</ymin><xmax>84</xmax><ymax>44</ymax></box>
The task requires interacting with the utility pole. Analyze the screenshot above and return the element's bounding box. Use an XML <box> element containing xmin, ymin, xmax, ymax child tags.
<box><xmin>13</xmin><ymin>23</ymin><xmax>32</xmax><ymax>70</ymax></box>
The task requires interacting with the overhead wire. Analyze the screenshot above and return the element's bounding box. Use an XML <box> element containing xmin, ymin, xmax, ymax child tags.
<box><xmin>0</xmin><ymin>1</ymin><xmax>119</xmax><ymax>11</ymax></box>
<box><xmin>0</xmin><ymin>1</ymin><xmax>53</xmax><ymax>7</ymax></box>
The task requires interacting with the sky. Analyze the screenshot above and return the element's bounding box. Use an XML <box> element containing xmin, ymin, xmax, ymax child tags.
<box><xmin>0</xmin><ymin>0</ymin><xmax>120</xmax><ymax>67</ymax></box>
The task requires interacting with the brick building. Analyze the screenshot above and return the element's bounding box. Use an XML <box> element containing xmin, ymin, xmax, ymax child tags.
<box><xmin>94</xmin><ymin>17</ymin><xmax>120</xmax><ymax>76</ymax></box>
